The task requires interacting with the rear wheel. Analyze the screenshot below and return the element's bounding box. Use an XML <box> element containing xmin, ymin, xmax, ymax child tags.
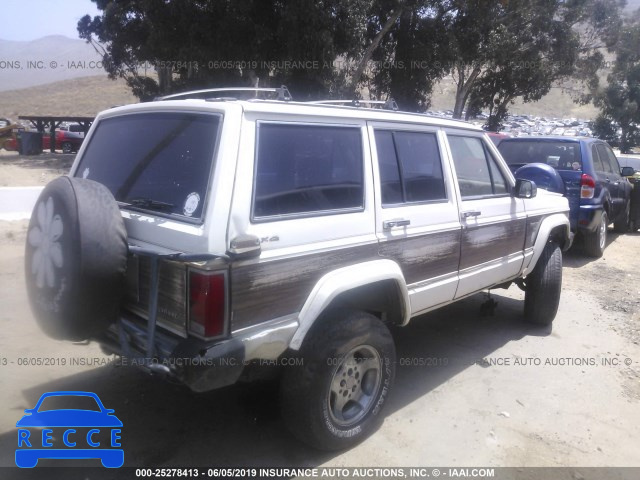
<box><xmin>583</xmin><ymin>211</ymin><xmax>607</xmax><ymax>257</ymax></box>
<box><xmin>280</xmin><ymin>310</ymin><xmax>395</xmax><ymax>450</ymax></box>
<box><xmin>524</xmin><ymin>242</ymin><xmax>562</xmax><ymax>326</ymax></box>
<box><xmin>61</xmin><ymin>141</ymin><xmax>73</xmax><ymax>154</ymax></box>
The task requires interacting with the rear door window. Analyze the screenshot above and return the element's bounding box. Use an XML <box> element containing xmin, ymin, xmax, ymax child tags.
<box><xmin>253</xmin><ymin>123</ymin><xmax>364</xmax><ymax>219</ymax></box>
<box><xmin>75</xmin><ymin>112</ymin><xmax>221</xmax><ymax>221</ymax></box>
<box><xmin>598</xmin><ymin>144</ymin><xmax>622</xmax><ymax>175</ymax></box>
<box><xmin>374</xmin><ymin>130</ymin><xmax>446</xmax><ymax>205</ymax></box>
<box><xmin>591</xmin><ymin>145</ymin><xmax>605</xmax><ymax>172</ymax></box>
<box><xmin>596</xmin><ymin>144</ymin><xmax>616</xmax><ymax>174</ymax></box>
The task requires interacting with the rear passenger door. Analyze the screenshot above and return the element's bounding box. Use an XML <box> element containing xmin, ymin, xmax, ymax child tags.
<box><xmin>596</xmin><ymin>143</ymin><xmax>625</xmax><ymax>217</ymax></box>
<box><xmin>444</xmin><ymin>132</ymin><xmax>527</xmax><ymax>299</ymax></box>
<box><xmin>227</xmin><ymin>118</ymin><xmax>378</xmax><ymax>332</ymax></box>
<box><xmin>369</xmin><ymin>124</ymin><xmax>461</xmax><ymax>315</ymax></box>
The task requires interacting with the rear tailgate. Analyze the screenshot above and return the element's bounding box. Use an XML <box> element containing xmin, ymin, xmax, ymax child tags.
<box><xmin>557</xmin><ymin>170</ymin><xmax>581</xmax><ymax>229</ymax></box>
<box><xmin>498</xmin><ymin>138</ymin><xmax>583</xmax><ymax>230</ymax></box>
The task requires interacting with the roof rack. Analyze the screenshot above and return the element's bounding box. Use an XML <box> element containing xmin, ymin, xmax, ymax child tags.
<box><xmin>157</xmin><ymin>86</ymin><xmax>292</xmax><ymax>101</ymax></box>
<box><xmin>307</xmin><ymin>99</ymin><xmax>399</xmax><ymax>111</ymax></box>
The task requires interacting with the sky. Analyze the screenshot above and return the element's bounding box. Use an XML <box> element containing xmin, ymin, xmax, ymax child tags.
<box><xmin>0</xmin><ymin>0</ymin><xmax>101</xmax><ymax>41</ymax></box>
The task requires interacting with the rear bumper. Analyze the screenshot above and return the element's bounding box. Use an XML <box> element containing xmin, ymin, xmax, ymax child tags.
<box><xmin>104</xmin><ymin>245</ymin><xmax>298</xmax><ymax>392</ymax></box>
<box><xmin>576</xmin><ymin>205</ymin><xmax>604</xmax><ymax>234</ymax></box>
<box><xmin>97</xmin><ymin>312</ymin><xmax>298</xmax><ymax>392</ymax></box>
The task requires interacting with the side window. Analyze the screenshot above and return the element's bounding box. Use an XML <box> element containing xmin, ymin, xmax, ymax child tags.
<box><xmin>375</xmin><ymin>131</ymin><xmax>403</xmax><ymax>204</ymax></box>
<box><xmin>602</xmin><ymin>144</ymin><xmax>621</xmax><ymax>175</ymax></box>
<box><xmin>596</xmin><ymin>144</ymin><xmax>615</xmax><ymax>174</ymax></box>
<box><xmin>449</xmin><ymin>136</ymin><xmax>508</xmax><ymax>198</ymax></box>
<box><xmin>487</xmin><ymin>152</ymin><xmax>508</xmax><ymax>194</ymax></box>
<box><xmin>591</xmin><ymin>145</ymin><xmax>605</xmax><ymax>172</ymax></box>
<box><xmin>374</xmin><ymin>130</ymin><xmax>446</xmax><ymax>205</ymax></box>
<box><xmin>253</xmin><ymin>123</ymin><xmax>364</xmax><ymax>219</ymax></box>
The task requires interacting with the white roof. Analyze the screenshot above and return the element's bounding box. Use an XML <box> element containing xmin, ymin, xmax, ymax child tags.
<box><xmin>98</xmin><ymin>98</ymin><xmax>482</xmax><ymax>132</ymax></box>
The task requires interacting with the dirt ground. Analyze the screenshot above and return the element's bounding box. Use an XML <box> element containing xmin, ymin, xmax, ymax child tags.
<box><xmin>0</xmin><ymin>154</ymin><xmax>639</xmax><ymax>478</ymax></box>
<box><xmin>0</xmin><ymin>150</ymin><xmax>73</xmax><ymax>187</ymax></box>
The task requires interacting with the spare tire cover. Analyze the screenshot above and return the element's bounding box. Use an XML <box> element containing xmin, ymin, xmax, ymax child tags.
<box><xmin>25</xmin><ymin>176</ymin><xmax>127</xmax><ymax>341</ymax></box>
<box><xmin>514</xmin><ymin>163</ymin><xmax>565</xmax><ymax>195</ymax></box>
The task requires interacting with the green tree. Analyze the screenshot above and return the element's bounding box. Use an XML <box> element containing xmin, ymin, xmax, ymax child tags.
<box><xmin>363</xmin><ymin>1</ymin><xmax>454</xmax><ymax>110</ymax></box>
<box><xmin>78</xmin><ymin>0</ymin><xmax>368</xmax><ymax>100</ymax></box>
<box><xmin>350</xmin><ymin>0</ymin><xmax>623</xmax><ymax>117</ymax></box>
<box><xmin>465</xmin><ymin>3</ymin><xmax>580</xmax><ymax>130</ymax></box>
<box><xmin>593</xmin><ymin>16</ymin><xmax>640</xmax><ymax>153</ymax></box>
<box><xmin>444</xmin><ymin>0</ymin><xmax>623</xmax><ymax>121</ymax></box>
<box><xmin>591</xmin><ymin>114</ymin><xmax>620</xmax><ymax>146</ymax></box>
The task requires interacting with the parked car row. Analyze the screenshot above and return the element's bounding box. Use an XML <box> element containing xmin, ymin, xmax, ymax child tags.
<box><xmin>425</xmin><ymin>111</ymin><xmax>594</xmax><ymax>138</ymax></box>
<box><xmin>3</xmin><ymin>129</ymin><xmax>84</xmax><ymax>153</ymax></box>
<box><xmin>496</xmin><ymin>136</ymin><xmax>638</xmax><ymax>257</ymax></box>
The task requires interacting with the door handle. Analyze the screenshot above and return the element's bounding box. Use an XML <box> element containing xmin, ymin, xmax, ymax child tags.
<box><xmin>462</xmin><ymin>210</ymin><xmax>482</xmax><ymax>219</ymax></box>
<box><xmin>383</xmin><ymin>219</ymin><xmax>411</xmax><ymax>230</ymax></box>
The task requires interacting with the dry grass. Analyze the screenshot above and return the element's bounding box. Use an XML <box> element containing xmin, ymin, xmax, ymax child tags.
<box><xmin>0</xmin><ymin>75</ymin><xmax>138</xmax><ymax>120</ymax></box>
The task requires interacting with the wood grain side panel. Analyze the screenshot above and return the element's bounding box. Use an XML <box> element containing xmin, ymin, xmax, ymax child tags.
<box><xmin>230</xmin><ymin>244</ymin><xmax>379</xmax><ymax>331</ymax></box>
<box><xmin>459</xmin><ymin>218</ymin><xmax>527</xmax><ymax>271</ymax></box>
<box><xmin>377</xmin><ymin>229</ymin><xmax>461</xmax><ymax>284</ymax></box>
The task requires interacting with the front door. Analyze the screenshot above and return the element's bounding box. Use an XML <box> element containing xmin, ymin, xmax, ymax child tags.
<box><xmin>444</xmin><ymin>132</ymin><xmax>527</xmax><ymax>299</ymax></box>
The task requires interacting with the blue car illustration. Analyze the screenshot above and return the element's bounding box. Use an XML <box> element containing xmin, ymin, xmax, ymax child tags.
<box><xmin>15</xmin><ymin>391</ymin><xmax>123</xmax><ymax>468</ymax></box>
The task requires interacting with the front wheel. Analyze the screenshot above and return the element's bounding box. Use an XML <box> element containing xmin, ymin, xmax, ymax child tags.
<box><xmin>280</xmin><ymin>310</ymin><xmax>395</xmax><ymax>450</ymax></box>
<box><xmin>61</xmin><ymin>142</ymin><xmax>73</xmax><ymax>154</ymax></box>
<box><xmin>583</xmin><ymin>211</ymin><xmax>608</xmax><ymax>257</ymax></box>
<box><xmin>524</xmin><ymin>242</ymin><xmax>562</xmax><ymax>326</ymax></box>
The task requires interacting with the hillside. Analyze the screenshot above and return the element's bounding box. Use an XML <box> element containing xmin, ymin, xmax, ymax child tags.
<box><xmin>0</xmin><ymin>36</ymin><xmax>103</xmax><ymax>91</ymax></box>
<box><xmin>0</xmin><ymin>72</ymin><xmax>599</xmax><ymax>121</ymax></box>
<box><xmin>0</xmin><ymin>75</ymin><xmax>137</xmax><ymax>119</ymax></box>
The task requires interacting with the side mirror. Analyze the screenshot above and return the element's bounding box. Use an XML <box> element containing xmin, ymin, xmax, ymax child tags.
<box><xmin>621</xmin><ymin>166</ymin><xmax>636</xmax><ymax>177</ymax></box>
<box><xmin>228</xmin><ymin>234</ymin><xmax>261</xmax><ymax>259</ymax></box>
<box><xmin>514</xmin><ymin>178</ymin><xmax>537</xmax><ymax>199</ymax></box>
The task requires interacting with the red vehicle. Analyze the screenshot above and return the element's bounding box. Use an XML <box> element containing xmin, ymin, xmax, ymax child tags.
<box><xmin>2</xmin><ymin>130</ymin><xmax>84</xmax><ymax>154</ymax></box>
<box><xmin>487</xmin><ymin>131</ymin><xmax>512</xmax><ymax>146</ymax></box>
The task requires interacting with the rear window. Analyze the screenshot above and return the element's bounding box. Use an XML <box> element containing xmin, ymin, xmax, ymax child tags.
<box><xmin>499</xmin><ymin>140</ymin><xmax>582</xmax><ymax>171</ymax></box>
<box><xmin>75</xmin><ymin>112</ymin><xmax>220</xmax><ymax>221</ymax></box>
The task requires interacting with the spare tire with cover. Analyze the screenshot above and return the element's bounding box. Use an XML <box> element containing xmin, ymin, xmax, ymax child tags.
<box><xmin>514</xmin><ymin>163</ymin><xmax>565</xmax><ymax>195</ymax></box>
<box><xmin>25</xmin><ymin>176</ymin><xmax>127</xmax><ymax>341</ymax></box>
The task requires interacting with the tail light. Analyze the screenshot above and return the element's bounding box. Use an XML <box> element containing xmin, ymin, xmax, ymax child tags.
<box><xmin>188</xmin><ymin>270</ymin><xmax>226</xmax><ymax>339</ymax></box>
<box><xmin>580</xmin><ymin>174</ymin><xmax>595</xmax><ymax>199</ymax></box>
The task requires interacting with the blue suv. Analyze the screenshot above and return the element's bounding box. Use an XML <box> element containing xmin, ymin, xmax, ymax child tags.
<box><xmin>499</xmin><ymin>137</ymin><xmax>634</xmax><ymax>257</ymax></box>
